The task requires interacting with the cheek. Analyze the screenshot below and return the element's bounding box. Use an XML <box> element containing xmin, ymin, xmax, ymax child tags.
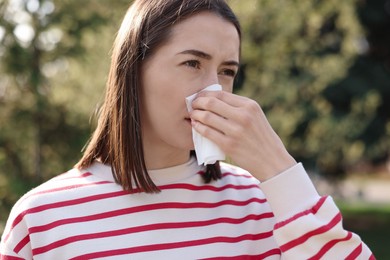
<box><xmin>141</xmin><ymin>80</ymin><xmax>185</xmax><ymax>121</ymax></box>
<box><xmin>140</xmin><ymin>61</ymin><xmax>197</xmax><ymax>113</ymax></box>
<box><xmin>141</xmin><ymin>73</ymin><xmax>170</xmax><ymax>109</ymax></box>
<box><xmin>142</xmin><ymin>70</ymin><xmax>179</xmax><ymax>99</ymax></box>
<box><xmin>222</xmin><ymin>84</ymin><xmax>233</xmax><ymax>93</ymax></box>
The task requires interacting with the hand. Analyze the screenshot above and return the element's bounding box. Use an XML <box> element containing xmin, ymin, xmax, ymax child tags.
<box><xmin>190</xmin><ymin>90</ymin><xmax>296</xmax><ymax>182</ymax></box>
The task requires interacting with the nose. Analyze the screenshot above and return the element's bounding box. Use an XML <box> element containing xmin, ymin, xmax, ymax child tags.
<box><xmin>202</xmin><ymin>70</ymin><xmax>219</xmax><ymax>88</ymax></box>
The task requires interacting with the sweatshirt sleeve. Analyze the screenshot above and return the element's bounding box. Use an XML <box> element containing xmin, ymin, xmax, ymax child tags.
<box><xmin>0</xmin><ymin>198</ymin><xmax>33</xmax><ymax>260</ymax></box>
<box><xmin>259</xmin><ymin>163</ymin><xmax>375</xmax><ymax>260</ymax></box>
<box><xmin>0</xmin><ymin>220</ymin><xmax>32</xmax><ymax>260</ymax></box>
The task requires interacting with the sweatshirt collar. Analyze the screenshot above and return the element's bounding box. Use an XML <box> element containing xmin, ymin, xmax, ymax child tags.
<box><xmin>86</xmin><ymin>156</ymin><xmax>202</xmax><ymax>186</ymax></box>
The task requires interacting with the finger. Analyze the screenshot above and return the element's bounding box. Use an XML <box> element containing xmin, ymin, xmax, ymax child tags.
<box><xmin>194</xmin><ymin>90</ymin><xmax>249</xmax><ymax>108</ymax></box>
<box><xmin>192</xmin><ymin>93</ymin><xmax>265</xmax><ymax>129</ymax></box>
<box><xmin>190</xmin><ymin>109</ymin><xmax>234</xmax><ymax>136</ymax></box>
<box><xmin>191</xmin><ymin>95</ymin><xmax>240</xmax><ymax>120</ymax></box>
<box><xmin>191</xmin><ymin>118</ymin><xmax>231</xmax><ymax>150</ymax></box>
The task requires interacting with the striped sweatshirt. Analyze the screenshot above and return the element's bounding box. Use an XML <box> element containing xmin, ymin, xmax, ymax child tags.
<box><xmin>1</xmin><ymin>157</ymin><xmax>374</xmax><ymax>259</ymax></box>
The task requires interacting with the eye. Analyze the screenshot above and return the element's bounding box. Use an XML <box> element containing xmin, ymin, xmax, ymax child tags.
<box><xmin>183</xmin><ymin>60</ymin><xmax>201</xmax><ymax>69</ymax></box>
<box><xmin>220</xmin><ymin>68</ymin><xmax>237</xmax><ymax>78</ymax></box>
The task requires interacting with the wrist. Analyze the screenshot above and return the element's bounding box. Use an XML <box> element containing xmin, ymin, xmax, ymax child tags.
<box><xmin>253</xmin><ymin>154</ymin><xmax>297</xmax><ymax>182</ymax></box>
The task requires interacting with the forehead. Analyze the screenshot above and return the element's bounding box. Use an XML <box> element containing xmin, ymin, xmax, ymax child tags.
<box><xmin>162</xmin><ymin>11</ymin><xmax>240</xmax><ymax>58</ymax></box>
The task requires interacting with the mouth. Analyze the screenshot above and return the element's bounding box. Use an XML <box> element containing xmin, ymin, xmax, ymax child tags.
<box><xmin>185</xmin><ymin>118</ymin><xmax>192</xmax><ymax>125</ymax></box>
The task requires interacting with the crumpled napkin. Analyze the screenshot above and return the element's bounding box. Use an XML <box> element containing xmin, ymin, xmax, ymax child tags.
<box><xmin>185</xmin><ymin>84</ymin><xmax>226</xmax><ymax>165</ymax></box>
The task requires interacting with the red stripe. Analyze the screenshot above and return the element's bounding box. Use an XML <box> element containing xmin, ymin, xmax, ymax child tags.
<box><xmin>20</xmin><ymin>183</ymin><xmax>257</xmax><ymax>234</ymax></box>
<box><xmin>51</xmin><ymin>171</ymin><xmax>93</xmax><ymax>181</ymax></box>
<box><xmin>120</xmin><ymin>182</ymin><xmax>260</xmax><ymax>194</ymax></box>
<box><xmin>280</xmin><ymin>212</ymin><xmax>342</xmax><ymax>252</ymax></box>
<box><xmin>308</xmin><ymin>231</ymin><xmax>353</xmax><ymax>259</ymax></box>
<box><xmin>32</xmin><ymin>213</ymin><xmax>274</xmax><ymax>255</ymax></box>
<box><xmin>345</xmin><ymin>243</ymin><xmax>363</xmax><ymax>260</ymax></box>
<box><xmin>19</xmin><ymin>172</ymin><xmax>104</xmax><ymax>201</ymax></box>
<box><xmin>3</xmin><ymin>190</ymin><xmax>128</xmax><ymax>243</ymax></box>
<box><xmin>0</xmin><ymin>255</ymin><xmax>25</xmax><ymax>260</ymax></box>
<box><xmin>28</xmin><ymin>198</ymin><xmax>267</xmax><ymax>234</ymax></box>
<box><xmin>159</xmin><ymin>183</ymin><xmax>260</xmax><ymax>192</ymax></box>
<box><xmin>275</xmin><ymin>196</ymin><xmax>327</xmax><ymax>230</ymax></box>
<box><xmin>17</xmin><ymin>181</ymin><xmax>111</xmax><ymax>205</ymax></box>
<box><xmin>6</xmin><ymin>182</ymin><xmax>262</xmax><ymax>242</ymax></box>
<box><xmin>14</xmin><ymin>235</ymin><xmax>30</xmax><ymax>253</ymax></box>
<box><xmin>202</xmin><ymin>248</ymin><xmax>281</xmax><ymax>259</ymax></box>
<box><xmin>346</xmin><ymin>244</ymin><xmax>377</xmax><ymax>260</ymax></box>
<box><xmin>3</xmin><ymin>175</ymin><xmax>111</xmax><ymax>243</ymax></box>
<box><xmin>69</xmin><ymin>232</ymin><xmax>274</xmax><ymax>260</ymax></box>
<box><xmin>73</xmin><ymin>172</ymin><xmax>93</xmax><ymax>178</ymax></box>
<box><xmin>222</xmin><ymin>172</ymin><xmax>254</xmax><ymax>179</ymax></box>
<box><xmin>198</xmin><ymin>171</ymin><xmax>253</xmax><ymax>179</ymax></box>
<box><xmin>57</xmin><ymin>171</ymin><xmax>93</xmax><ymax>179</ymax></box>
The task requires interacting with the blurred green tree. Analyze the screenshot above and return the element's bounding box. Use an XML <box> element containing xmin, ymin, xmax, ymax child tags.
<box><xmin>229</xmin><ymin>0</ymin><xmax>390</xmax><ymax>178</ymax></box>
<box><xmin>0</xmin><ymin>0</ymin><xmax>130</xmax><ymax>213</ymax></box>
<box><xmin>323</xmin><ymin>0</ymin><xmax>390</xmax><ymax>172</ymax></box>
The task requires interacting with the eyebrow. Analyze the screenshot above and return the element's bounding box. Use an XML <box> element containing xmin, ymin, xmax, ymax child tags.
<box><xmin>177</xmin><ymin>49</ymin><xmax>240</xmax><ymax>67</ymax></box>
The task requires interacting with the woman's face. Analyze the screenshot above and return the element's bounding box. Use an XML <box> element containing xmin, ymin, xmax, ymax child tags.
<box><xmin>140</xmin><ymin>11</ymin><xmax>240</xmax><ymax>168</ymax></box>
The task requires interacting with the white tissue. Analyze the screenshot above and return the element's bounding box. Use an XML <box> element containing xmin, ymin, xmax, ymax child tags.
<box><xmin>185</xmin><ymin>84</ymin><xmax>226</xmax><ymax>165</ymax></box>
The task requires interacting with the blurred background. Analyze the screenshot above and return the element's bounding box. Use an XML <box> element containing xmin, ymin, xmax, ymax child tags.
<box><xmin>0</xmin><ymin>0</ymin><xmax>389</xmax><ymax>257</ymax></box>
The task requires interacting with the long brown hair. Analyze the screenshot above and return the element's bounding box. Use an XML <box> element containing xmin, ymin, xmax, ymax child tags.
<box><xmin>76</xmin><ymin>0</ymin><xmax>241</xmax><ymax>193</ymax></box>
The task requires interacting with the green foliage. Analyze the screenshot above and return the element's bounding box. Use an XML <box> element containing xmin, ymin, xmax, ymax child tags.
<box><xmin>229</xmin><ymin>0</ymin><xmax>390</xmax><ymax>177</ymax></box>
<box><xmin>324</xmin><ymin>0</ymin><xmax>390</xmax><ymax>167</ymax></box>
<box><xmin>0</xmin><ymin>0</ymin><xmax>131</xmax><ymax>219</ymax></box>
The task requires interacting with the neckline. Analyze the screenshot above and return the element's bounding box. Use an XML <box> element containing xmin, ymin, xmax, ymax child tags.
<box><xmin>87</xmin><ymin>156</ymin><xmax>203</xmax><ymax>186</ymax></box>
<box><xmin>148</xmin><ymin>156</ymin><xmax>201</xmax><ymax>185</ymax></box>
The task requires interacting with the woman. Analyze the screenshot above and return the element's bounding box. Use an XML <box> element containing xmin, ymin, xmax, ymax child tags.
<box><xmin>1</xmin><ymin>0</ymin><xmax>374</xmax><ymax>259</ymax></box>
